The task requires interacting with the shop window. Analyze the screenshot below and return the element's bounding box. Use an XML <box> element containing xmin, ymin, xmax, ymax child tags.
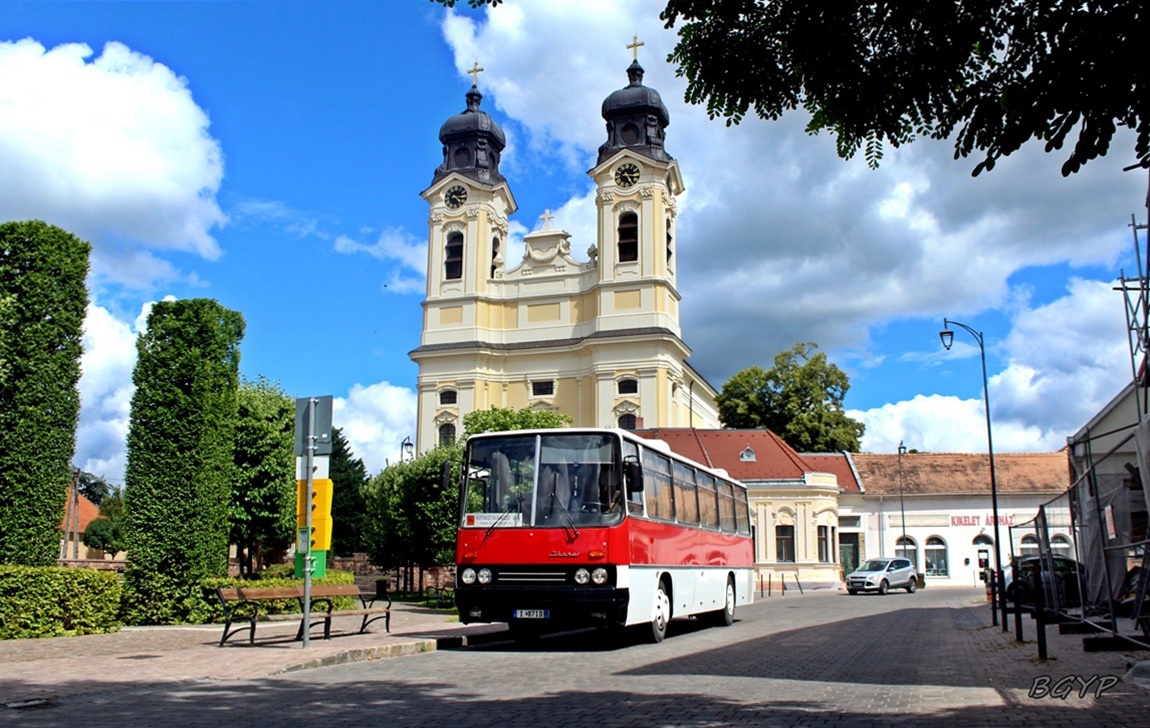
<box><xmin>925</xmin><ymin>536</ymin><xmax>948</xmax><ymax>576</ymax></box>
<box><xmin>1020</xmin><ymin>534</ymin><xmax>1041</xmax><ymax>556</ymax></box>
<box><xmin>618</xmin><ymin>212</ymin><xmax>638</xmax><ymax>262</ymax></box>
<box><xmin>1050</xmin><ymin>535</ymin><xmax>1073</xmax><ymax>558</ymax></box>
<box><xmin>896</xmin><ymin>535</ymin><xmax>917</xmax><ymax>569</ymax></box>
<box><xmin>776</xmin><ymin>525</ymin><xmax>795</xmax><ymax>562</ymax></box>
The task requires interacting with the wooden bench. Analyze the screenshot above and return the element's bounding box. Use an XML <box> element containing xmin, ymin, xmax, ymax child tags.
<box><xmin>424</xmin><ymin>585</ymin><xmax>455</xmax><ymax>609</ymax></box>
<box><xmin>216</xmin><ymin>584</ymin><xmax>391</xmax><ymax>646</ymax></box>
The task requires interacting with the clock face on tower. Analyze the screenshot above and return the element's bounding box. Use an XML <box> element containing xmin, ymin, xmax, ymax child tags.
<box><xmin>614</xmin><ymin>163</ymin><xmax>640</xmax><ymax>188</ymax></box>
<box><xmin>444</xmin><ymin>185</ymin><xmax>468</xmax><ymax>209</ymax></box>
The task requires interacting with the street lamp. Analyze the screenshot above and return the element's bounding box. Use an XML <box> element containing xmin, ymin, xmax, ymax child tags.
<box><xmin>940</xmin><ymin>318</ymin><xmax>1006</xmax><ymax>629</ymax></box>
<box><xmin>401</xmin><ymin>436</ymin><xmax>414</xmax><ymax>462</ymax></box>
<box><xmin>897</xmin><ymin>441</ymin><xmax>908</xmax><ymax>564</ymax></box>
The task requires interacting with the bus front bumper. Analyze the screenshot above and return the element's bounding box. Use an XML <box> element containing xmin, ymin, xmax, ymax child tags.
<box><xmin>455</xmin><ymin>585</ymin><xmax>630</xmax><ymax>627</ymax></box>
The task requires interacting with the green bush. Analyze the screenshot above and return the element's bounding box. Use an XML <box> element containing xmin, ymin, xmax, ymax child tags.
<box><xmin>0</xmin><ymin>566</ymin><xmax>121</xmax><ymax>639</ymax></box>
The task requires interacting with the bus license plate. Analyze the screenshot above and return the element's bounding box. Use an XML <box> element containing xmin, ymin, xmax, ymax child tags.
<box><xmin>513</xmin><ymin>609</ymin><xmax>549</xmax><ymax>619</ymax></box>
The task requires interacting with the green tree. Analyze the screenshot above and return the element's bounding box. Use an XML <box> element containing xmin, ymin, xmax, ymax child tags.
<box><xmin>462</xmin><ymin>406</ymin><xmax>573</xmax><ymax>435</ymax></box>
<box><xmin>83</xmin><ymin>488</ymin><xmax>126</xmax><ymax>555</ymax></box>
<box><xmin>0</xmin><ymin>221</ymin><xmax>90</xmax><ymax>566</ymax></box>
<box><xmin>329</xmin><ymin>428</ymin><xmax>369</xmax><ymax>557</ymax></box>
<box><xmin>76</xmin><ymin>471</ymin><xmax>112</xmax><ymax>507</ymax></box>
<box><xmin>363</xmin><ymin>442</ymin><xmax>462</xmax><ymax>593</ymax></box>
<box><xmin>120</xmin><ymin>299</ymin><xmax>244</xmax><ymax>624</ymax></box>
<box><xmin>230</xmin><ymin>376</ymin><xmax>295</xmax><ymax>577</ymax></box>
<box><xmin>439</xmin><ymin>0</ymin><xmax>1147</xmax><ymax>176</ymax></box>
<box><xmin>717</xmin><ymin>342</ymin><xmax>864</xmax><ymax>452</ymax></box>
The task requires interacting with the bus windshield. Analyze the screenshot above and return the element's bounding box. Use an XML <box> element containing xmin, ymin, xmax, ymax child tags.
<box><xmin>462</xmin><ymin>432</ymin><xmax>624</xmax><ymax>529</ymax></box>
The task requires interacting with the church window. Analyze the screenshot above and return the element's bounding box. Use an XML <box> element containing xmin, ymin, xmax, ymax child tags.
<box><xmin>439</xmin><ymin>390</ymin><xmax>457</xmax><ymax>406</ymax></box>
<box><xmin>490</xmin><ymin>236</ymin><xmax>501</xmax><ymax>278</ymax></box>
<box><xmin>666</xmin><ymin>219</ymin><xmax>673</xmax><ymax>264</ymax></box>
<box><xmin>445</xmin><ymin>232</ymin><xmax>463</xmax><ymax>280</ymax></box>
<box><xmin>438</xmin><ymin>423</ymin><xmax>456</xmax><ymax>446</ymax></box>
<box><xmin>532</xmin><ymin>380</ymin><xmax>554</xmax><ymax>397</ymax></box>
<box><xmin>617</xmin><ymin>212</ymin><xmax>638</xmax><ymax>262</ymax></box>
<box><xmin>617</xmin><ymin>378</ymin><xmax>638</xmax><ymax>395</ymax></box>
<box><xmin>618</xmin><ymin>413</ymin><xmax>637</xmax><ymax>430</ymax></box>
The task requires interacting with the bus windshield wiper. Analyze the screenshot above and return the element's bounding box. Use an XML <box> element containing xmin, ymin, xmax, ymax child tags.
<box><xmin>485</xmin><ymin>493</ymin><xmax>522</xmax><ymax>539</ymax></box>
<box><xmin>549</xmin><ymin>473</ymin><xmax>580</xmax><ymax>539</ymax></box>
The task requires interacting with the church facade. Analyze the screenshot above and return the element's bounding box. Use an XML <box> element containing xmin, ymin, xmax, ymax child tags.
<box><xmin>410</xmin><ymin>58</ymin><xmax>719</xmax><ymax>452</ymax></box>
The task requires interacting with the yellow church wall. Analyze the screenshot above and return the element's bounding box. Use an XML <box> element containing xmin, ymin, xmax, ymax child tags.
<box><xmin>526</xmin><ymin>302</ymin><xmax>562</xmax><ymax>323</ymax></box>
<box><xmin>439</xmin><ymin>306</ymin><xmax>463</xmax><ymax>325</ymax></box>
<box><xmin>614</xmin><ymin>289</ymin><xmax>642</xmax><ymax>310</ymax></box>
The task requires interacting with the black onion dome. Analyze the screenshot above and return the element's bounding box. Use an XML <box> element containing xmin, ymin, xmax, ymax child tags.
<box><xmin>433</xmin><ymin>86</ymin><xmax>506</xmax><ymax>186</ymax></box>
<box><xmin>597</xmin><ymin>60</ymin><xmax>672</xmax><ymax>166</ymax></box>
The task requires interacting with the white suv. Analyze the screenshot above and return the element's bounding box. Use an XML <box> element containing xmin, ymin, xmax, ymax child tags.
<box><xmin>846</xmin><ymin>558</ymin><xmax>918</xmax><ymax>595</ymax></box>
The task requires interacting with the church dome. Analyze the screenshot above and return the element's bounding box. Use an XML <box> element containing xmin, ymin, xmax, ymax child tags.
<box><xmin>597</xmin><ymin>60</ymin><xmax>672</xmax><ymax>166</ymax></box>
<box><xmin>433</xmin><ymin>86</ymin><xmax>506</xmax><ymax>186</ymax></box>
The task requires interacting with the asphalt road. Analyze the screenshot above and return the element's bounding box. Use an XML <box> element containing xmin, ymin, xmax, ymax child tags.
<box><xmin>5</xmin><ymin>585</ymin><xmax>1148</xmax><ymax>727</ymax></box>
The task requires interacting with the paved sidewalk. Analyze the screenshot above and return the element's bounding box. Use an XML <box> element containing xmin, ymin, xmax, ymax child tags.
<box><xmin>0</xmin><ymin>601</ymin><xmax>503</xmax><ymax>707</ymax></box>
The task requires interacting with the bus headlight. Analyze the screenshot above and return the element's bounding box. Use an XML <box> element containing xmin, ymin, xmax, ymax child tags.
<box><xmin>574</xmin><ymin>568</ymin><xmax>590</xmax><ymax>585</ymax></box>
<box><xmin>592</xmin><ymin>568</ymin><xmax>608</xmax><ymax>585</ymax></box>
<box><xmin>478</xmin><ymin>568</ymin><xmax>493</xmax><ymax>585</ymax></box>
<box><xmin>461</xmin><ymin>568</ymin><xmax>476</xmax><ymax>585</ymax></box>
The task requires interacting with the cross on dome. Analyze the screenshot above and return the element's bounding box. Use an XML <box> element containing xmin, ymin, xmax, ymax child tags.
<box><xmin>627</xmin><ymin>35</ymin><xmax>644</xmax><ymax>61</ymax></box>
<box><xmin>539</xmin><ymin>209</ymin><xmax>555</xmax><ymax>230</ymax></box>
<box><xmin>467</xmin><ymin>61</ymin><xmax>484</xmax><ymax>86</ymax></box>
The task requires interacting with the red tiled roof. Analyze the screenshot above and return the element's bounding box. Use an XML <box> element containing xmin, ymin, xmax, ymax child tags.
<box><xmin>635</xmin><ymin>428</ymin><xmax>815</xmax><ymax>482</ymax></box>
<box><xmin>59</xmin><ymin>492</ymin><xmax>100</xmax><ymax>532</ymax></box>
<box><xmin>802</xmin><ymin>453</ymin><xmax>862</xmax><ymax>492</ymax></box>
<box><xmin>851</xmin><ymin>452</ymin><xmax>1070</xmax><ymax>496</ymax></box>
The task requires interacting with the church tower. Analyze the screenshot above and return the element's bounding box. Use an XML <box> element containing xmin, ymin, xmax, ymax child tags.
<box><xmin>411</xmin><ymin>52</ymin><xmax>719</xmax><ymax>453</ymax></box>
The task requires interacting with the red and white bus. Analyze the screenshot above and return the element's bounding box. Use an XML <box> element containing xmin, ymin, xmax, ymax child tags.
<box><xmin>454</xmin><ymin>428</ymin><xmax>754</xmax><ymax>643</ymax></box>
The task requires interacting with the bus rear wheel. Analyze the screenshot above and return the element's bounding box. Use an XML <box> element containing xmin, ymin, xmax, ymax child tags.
<box><xmin>649</xmin><ymin>581</ymin><xmax>670</xmax><ymax>643</ymax></box>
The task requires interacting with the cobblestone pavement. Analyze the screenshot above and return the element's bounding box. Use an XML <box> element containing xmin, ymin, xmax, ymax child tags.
<box><xmin>2</xmin><ymin>586</ymin><xmax>1149</xmax><ymax>726</ymax></box>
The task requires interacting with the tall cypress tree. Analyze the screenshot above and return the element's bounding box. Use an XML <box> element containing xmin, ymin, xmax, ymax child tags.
<box><xmin>0</xmin><ymin>221</ymin><xmax>90</xmax><ymax>566</ymax></box>
<box><xmin>121</xmin><ymin>299</ymin><xmax>244</xmax><ymax>624</ymax></box>
<box><xmin>329</xmin><ymin>428</ymin><xmax>369</xmax><ymax>557</ymax></box>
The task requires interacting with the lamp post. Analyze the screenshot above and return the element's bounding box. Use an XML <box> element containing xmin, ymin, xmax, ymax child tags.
<box><xmin>401</xmin><ymin>436</ymin><xmax>414</xmax><ymax>462</ymax></box>
<box><xmin>897</xmin><ymin>441</ymin><xmax>908</xmax><ymax>564</ymax></box>
<box><xmin>940</xmin><ymin>319</ymin><xmax>1006</xmax><ymax>630</ymax></box>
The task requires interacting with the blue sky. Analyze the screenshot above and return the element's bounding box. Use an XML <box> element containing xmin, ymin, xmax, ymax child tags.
<box><xmin>2</xmin><ymin>1</ymin><xmax>1147</xmax><ymax>481</ymax></box>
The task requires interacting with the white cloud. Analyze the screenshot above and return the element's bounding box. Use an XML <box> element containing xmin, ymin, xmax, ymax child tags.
<box><xmin>74</xmin><ymin>302</ymin><xmax>142</xmax><ymax>483</ymax></box>
<box><xmin>333</xmin><ymin>381</ymin><xmax>419</xmax><ymax>475</ymax></box>
<box><xmin>0</xmin><ymin>39</ymin><xmax>225</xmax><ymax>287</ymax></box>
<box><xmin>854</xmin><ymin>279</ymin><xmax>1131</xmax><ymax>454</ymax></box>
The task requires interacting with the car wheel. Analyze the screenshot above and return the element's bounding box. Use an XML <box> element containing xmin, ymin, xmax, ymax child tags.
<box><xmin>878</xmin><ymin>580</ymin><xmax>889</xmax><ymax>595</ymax></box>
<box><xmin>906</xmin><ymin>578</ymin><xmax>917</xmax><ymax>594</ymax></box>
<box><xmin>649</xmin><ymin>580</ymin><xmax>670</xmax><ymax>643</ymax></box>
<box><xmin>847</xmin><ymin>589</ymin><xmax>858</xmax><ymax>595</ymax></box>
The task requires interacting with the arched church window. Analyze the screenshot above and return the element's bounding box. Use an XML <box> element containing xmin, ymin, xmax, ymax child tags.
<box><xmin>439</xmin><ymin>390</ymin><xmax>457</xmax><ymax>406</ymax></box>
<box><xmin>666</xmin><ymin>218</ymin><xmax>673</xmax><ymax>264</ymax></box>
<box><xmin>445</xmin><ymin>232</ymin><xmax>463</xmax><ymax>280</ymax></box>
<box><xmin>618</xmin><ymin>212</ymin><xmax>638</xmax><ymax>263</ymax></box>
<box><xmin>490</xmin><ymin>236</ymin><xmax>500</xmax><ymax>278</ymax></box>
<box><xmin>438</xmin><ymin>423</ymin><xmax>456</xmax><ymax>446</ymax></box>
<box><xmin>617</xmin><ymin>378</ymin><xmax>638</xmax><ymax>395</ymax></box>
<box><xmin>618</xmin><ymin>414</ymin><xmax>637</xmax><ymax>430</ymax></box>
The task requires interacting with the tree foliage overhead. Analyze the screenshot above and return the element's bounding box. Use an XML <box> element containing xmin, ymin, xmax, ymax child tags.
<box><xmin>662</xmin><ymin>0</ymin><xmax>1148</xmax><ymax>175</ymax></box>
<box><xmin>436</xmin><ymin>0</ymin><xmax>1147</xmax><ymax>176</ymax></box>
<box><xmin>329</xmin><ymin>428</ymin><xmax>369</xmax><ymax>557</ymax></box>
<box><xmin>229</xmin><ymin>376</ymin><xmax>296</xmax><ymax>576</ymax></box>
<box><xmin>121</xmin><ymin>298</ymin><xmax>244</xmax><ymax>624</ymax></box>
<box><xmin>717</xmin><ymin>342</ymin><xmax>865</xmax><ymax>453</ymax></box>
<box><xmin>0</xmin><ymin>221</ymin><xmax>90</xmax><ymax>566</ymax></box>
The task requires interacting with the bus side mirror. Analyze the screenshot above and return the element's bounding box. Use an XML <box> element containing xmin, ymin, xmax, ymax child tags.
<box><xmin>625</xmin><ymin>460</ymin><xmax>644</xmax><ymax>494</ymax></box>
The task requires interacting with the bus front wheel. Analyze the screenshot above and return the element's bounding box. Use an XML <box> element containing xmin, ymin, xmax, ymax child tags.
<box><xmin>649</xmin><ymin>581</ymin><xmax>670</xmax><ymax>643</ymax></box>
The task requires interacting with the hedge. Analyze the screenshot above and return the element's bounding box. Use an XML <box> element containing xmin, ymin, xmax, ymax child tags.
<box><xmin>0</xmin><ymin>566</ymin><xmax>121</xmax><ymax>639</ymax></box>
